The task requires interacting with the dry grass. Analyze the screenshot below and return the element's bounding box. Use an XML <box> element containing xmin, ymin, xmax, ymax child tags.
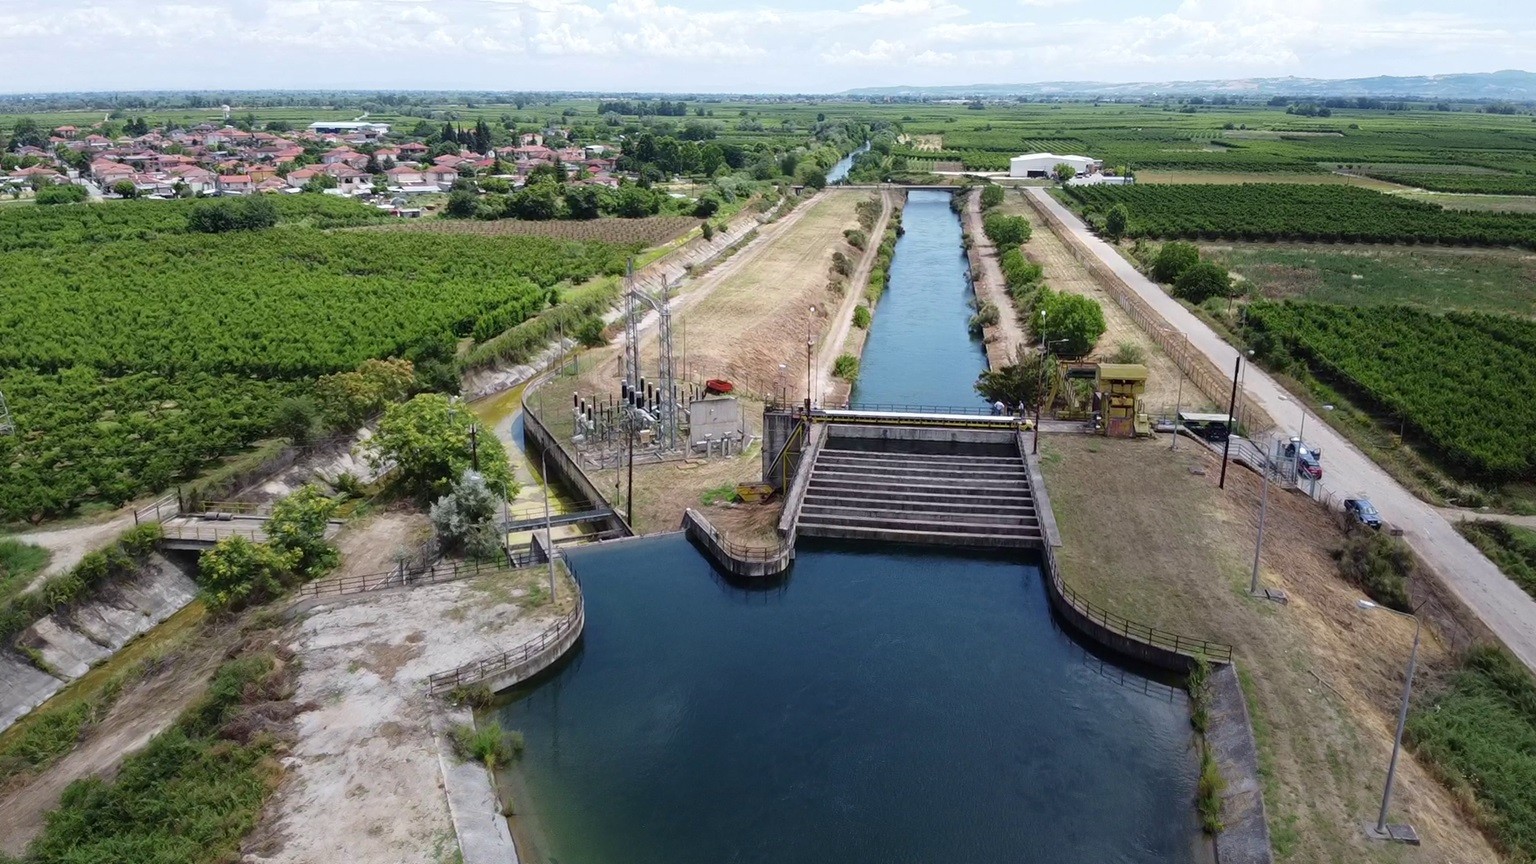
<box><xmin>998</xmin><ymin>191</ymin><xmax>1208</xmax><ymax>411</ymax></box>
<box><xmin>1398</xmin><ymin>191</ymin><xmax>1536</xmax><ymax>214</ymax></box>
<box><xmin>1040</xmin><ymin>433</ymin><xmax>1498</xmax><ymax>863</ymax></box>
<box><xmin>1138</xmin><ymin>171</ymin><xmax>1411</xmax><ymax>192</ymax></box>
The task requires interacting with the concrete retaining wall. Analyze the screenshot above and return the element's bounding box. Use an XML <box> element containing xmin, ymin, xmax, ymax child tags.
<box><xmin>827</xmin><ymin>424</ymin><xmax>1018</xmax><ymax>446</ymax></box>
<box><xmin>683</xmin><ymin>509</ymin><xmax>792</xmax><ymax>578</ymax></box>
<box><xmin>520</xmin><ymin>386</ymin><xmax>630</xmax><ymax>538</ymax></box>
<box><xmin>482</xmin><ymin>602</ymin><xmax>586</xmax><ymax>694</ymax></box>
<box><xmin>1</xmin><ymin>553</ymin><xmax>199</xmax><ymax>734</ymax></box>
<box><xmin>775</xmin><ymin>423</ymin><xmax>826</xmax><ymax>541</ymax></box>
<box><xmin>1209</xmin><ymin>663</ymin><xmax>1273</xmax><ymax>864</ymax></box>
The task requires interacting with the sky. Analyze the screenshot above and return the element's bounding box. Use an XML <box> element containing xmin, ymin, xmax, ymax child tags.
<box><xmin>0</xmin><ymin>0</ymin><xmax>1529</xmax><ymax>94</ymax></box>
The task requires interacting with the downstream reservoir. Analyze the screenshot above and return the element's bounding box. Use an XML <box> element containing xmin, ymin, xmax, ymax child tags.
<box><xmin>493</xmin><ymin>188</ymin><xmax>1203</xmax><ymax>863</ymax></box>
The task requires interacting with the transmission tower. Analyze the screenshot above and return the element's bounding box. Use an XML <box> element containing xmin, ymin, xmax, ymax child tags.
<box><xmin>0</xmin><ymin>389</ymin><xmax>13</xmax><ymax>436</ymax></box>
<box><xmin>620</xmin><ymin>265</ymin><xmax>681</xmax><ymax>452</ymax></box>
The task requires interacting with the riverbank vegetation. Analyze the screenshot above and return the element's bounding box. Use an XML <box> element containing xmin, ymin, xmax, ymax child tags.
<box><xmin>0</xmin><ymin>525</ymin><xmax>161</xmax><ymax>649</ymax></box>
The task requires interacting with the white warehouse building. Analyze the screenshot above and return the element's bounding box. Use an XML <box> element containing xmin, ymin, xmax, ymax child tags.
<box><xmin>1009</xmin><ymin>152</ymin><xmax>1101</xmax><ymax>179</ymax></box>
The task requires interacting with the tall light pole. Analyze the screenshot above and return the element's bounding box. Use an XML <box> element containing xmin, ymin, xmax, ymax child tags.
<box><xmin>805</xmin><ymin>305</ymin><xmax>816</xmax><ymax>412</ymax></box>
<box><xmin>542</xmin><ymin>446</ymin><xmax>556</xmax><ymax>602</ymax></box>
<box><xmin>1034</xmin><ymin>339</ymin><xmax>1068</xmax><ymax>455</ymax></box>
<box><xmin>1355</xmin><ymin>599</ymin><xmax>1424</xmax><ymax>844</ymax></box>
<box><xmin>1249</xmin><ymin>454</ymin><xmax>1272</xmax><ymax>595</ymax></box>
<box><xmin>1170</xmin><ymin>333</ymin><xmax>1188</xmax><ymax>452</ymax></box>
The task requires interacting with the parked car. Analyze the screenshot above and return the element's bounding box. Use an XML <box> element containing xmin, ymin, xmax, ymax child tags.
<box><xmin>1283</xmin><ymin>438</ymin><xmax>1323</xmax><ymax>480</ymax></box>
<box><xmin>1344</xmin><ymin>498</ymin><xmax>1383</xmax><ymax>530</ymax></box>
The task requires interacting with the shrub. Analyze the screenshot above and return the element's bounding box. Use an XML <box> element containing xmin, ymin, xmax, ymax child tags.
<box><xmin>196</xmin><ymin>535</ymin><xmax>295</xmax><ymax>614</ymax></box>
<box><xmin>451</xmin><ymin>723</ymin><xmax>524</xmax><ymax>770</ymax></box>
<box><xmin>34</xmin><ymin>184</ymin><xmax>89</xmax><ymax>205</ymax></box>
<box><xmin>967</xmin><ymin>300</ymin><xmax>1000</xmax><ymax>334</ymax></box>
<box><xmin>186</xmin><ymin>196</ymin><xmax>278</xmax><ymax>233</ymax></box>
<box><xmin>1150</xmin><ymin>241</ymin><xmax>1200</xmax><ymax>283</ymax></box>
<box><xmin>577</xmin><ymin>315</ymin><xmax>608</xmax><ymax>347</ymax></box>
<box><xmin>833</xmin><ymin>354</ymin><xmax>860</xmax><ymax>381</ymax></box>
<box><xmin>1036</xmin><ymin>292</ymin><xmax>1106</xmax><ymax>357</ymax></box>
<box><xmin>1105</xmin><ymin>204</ymin><xmax>1129</xmax><ymax>240</ymax></box>
<box><xmin>1173</xmin><ymin>261</ymin><xmax>1234</xmax><ymax>304</ymax></box>
<box><xmin>430</xmin><ymin>470</ymin><xmax>505</xmax><ymax>560</ymax></box>
<box><xmin>830</xmin><ymin>250</ymin><xmax>854</xmax><ymax>277</ymax></box>
<box><xmin>979</xmin><ymin>184</ymin><xmax>1005</xmax><ymax>210</ymax></box>
<box><xmin>843</xmin><ymin>228</ymin><xmax>867</xmax><ymax>250</ymax></box>
<box><xmin>982</xmin><ymin>213</ymin><xmax>1031</xmax><ymax>248</ymax></box>
<box><xmin>1109</xmin><ymin>342</ymin><xmax>1147</xmax><ymax>365</ymax></box>
<box><xmin>265</xmin><ymin>484</ymin><xmax>340</xmax><ymax>579</ymax></box>
<box><xmin>1331</xmin><ymin>527</ymin><xmax>1412</xmax><ymax>611</ymax></box>
<box><xmin>852</xmin><ymin>306</ymin><xmax>871</xmax><ymax>329</ymax></box>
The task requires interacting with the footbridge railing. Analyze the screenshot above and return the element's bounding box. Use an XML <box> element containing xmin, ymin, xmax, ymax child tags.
<box><xmin>295</xmin><ymin>555</ymin><xmax>534</xmax><ymax>600</ymax></box>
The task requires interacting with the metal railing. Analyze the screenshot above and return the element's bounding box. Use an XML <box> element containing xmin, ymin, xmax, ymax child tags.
<box><xmin>133</xmin><ymin>494</ymin><xmax>181</xmax><ymax>526</ymax></box>
<box><xmin>187</xmin><ymin>499</ymin><xmax>266</xmax><ymax>516</ymax></box>
<box><xmin>295</xmin><ymin>555</ymin><xmax>530</xmax><ymax>599</ymax></box>
<box><xmin>684</xmin><ymin>508</ymin><xmax>792</xmax><ymax>565</ymax></box>
<box><xmin>158</xmin><ymin>523</ymin><xmax>268</xmax><ymax>544</ymax></box>
<box><xmin>1044</xmin><ymin>542</ymin><xmax>1233</xmax><ymax>663</ymax></box>
<box><xmin>822</xmin><ymin>401</ymin><xmax>1000</xmax><ymax>416</ymax></box>
<box><xmin>427</xmin><ymin>593</ymin><xmax>585</xmax><ymax>695</ymax></box>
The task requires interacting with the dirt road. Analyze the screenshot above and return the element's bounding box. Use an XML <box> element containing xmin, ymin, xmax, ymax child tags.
<box><xmin>960</xmin><ymin>188</ymin><xmax>1027</xmax><ymax>365</ymax></box>
<box><xmin>818</xmin><ymin>190</ymin><xmax>893</xmax><ymax>401</ymax></box>
<box><xmin>1028</xmin><ymin>186</ymin><xmax>1536</xmax><ymax>674</ymax></box>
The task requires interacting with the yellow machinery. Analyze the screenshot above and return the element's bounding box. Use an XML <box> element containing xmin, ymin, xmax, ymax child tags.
<box><xmin>1096</xmin><ymin>363</ymin><xmax>1150</xmax><ymax>438</ymax></box>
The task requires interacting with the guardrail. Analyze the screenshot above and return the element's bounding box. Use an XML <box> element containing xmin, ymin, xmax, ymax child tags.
<box><xmin>1043</xmin><ymin>541</ymin><xmax>1233</xmax><ymax>665</ymax></box>
<box><xmin>159</xmin><ymin>523</ymin><xmax>268</xmax><ymax>544</ymax></box>
<box><xmin>295</xmin><ymin>555</ymin><xmax>532</xmax><ymax>599</ymax></box>
<box><xmin>814</xmin><ymin>401</ymin><xmax>999</xmax><ymax>416</ymax></box>
<box><xmin>427</xmin><ymin>592</ymin><xmax>585</xmax><ymax>695</ymax></box>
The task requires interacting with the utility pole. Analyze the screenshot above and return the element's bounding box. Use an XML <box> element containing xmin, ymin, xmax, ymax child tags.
<box><xmin>1218</xmin><ymin>356</ymin><xmax>1241</xmax><ymax>489</ymax></box>
<box><xmin>1249</xmin><ymin>453</ymin><xmax>1272</xmax><ymax>595</ymax></box>
<box><xmin>1170</xmin><ymin>333</ymin><xmax>1187</xmax><ymax>452</ymax></box>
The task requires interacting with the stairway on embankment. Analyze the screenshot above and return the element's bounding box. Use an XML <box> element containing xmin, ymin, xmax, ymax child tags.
<box><xmin>795</xmin><ymin>435</ymin><xmax>1042</xmax><ymax>548</ymax></box>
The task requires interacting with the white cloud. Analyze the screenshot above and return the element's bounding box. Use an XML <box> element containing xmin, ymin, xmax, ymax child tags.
<box><xmin>0</xmin><ymin>0</ymin><xmax>1527</xmax><ymax>92</ymax></box>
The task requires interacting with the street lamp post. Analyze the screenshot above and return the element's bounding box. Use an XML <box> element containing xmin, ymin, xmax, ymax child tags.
<box><xmin>1170</xmin><ymin>333</ymin><xmax>1188</xmax><ymax>452</ymax></box>
<box><xmin>1033</xmin><ymin>339</ymin><xmax>1068</xmax><ymax>455</ymax></box>
<box><xmin>805</xmin><ymin>305</ymin><xmax>816</xmax><ymax>412</ymax></box>
<box><xmin>1250</xmin><ymin>454</ymin><xmax>1272</xmax><ymax>595</ymax></box>
<box><xmin>1356</xmin><ymin>598</ymin><xmax>1424</xmax><ymax>845</ymax></box>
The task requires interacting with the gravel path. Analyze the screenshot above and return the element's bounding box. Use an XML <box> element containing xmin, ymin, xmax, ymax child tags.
<box><xmin>1028</xmin><ymin>186</ymin><xmax>1536</xmax><ymax>674</ymax></box>
<box><xmin>960</xmin><ymin>188</ymin><xmax>1027</xmax><ymax>365</ymax></box>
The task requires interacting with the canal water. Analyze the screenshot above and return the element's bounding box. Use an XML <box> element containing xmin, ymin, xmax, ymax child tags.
<box><xmin>851</xmin><ymin>190</ymin><xmax>987</xmax><ymax>408</ymax></box>
<box><xmin>824</xmin><ymin>141</ymin><xmax>871</xmax><ymax>185</ymax></box>
<box><xmin>491</xmin><ymin>186</ymin><xmax>1204</xmax><ymax>864</ymax></box>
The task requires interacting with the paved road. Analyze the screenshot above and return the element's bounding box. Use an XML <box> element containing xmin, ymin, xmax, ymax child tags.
<box><xmin>1028</xmin><ymin>187</ymin><xmax>1536</xmax><ymax>671</ymax></box>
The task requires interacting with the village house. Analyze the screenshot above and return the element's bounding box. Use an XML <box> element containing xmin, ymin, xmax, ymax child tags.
<box><xmin>217</xmin><ymin>175</ymin><xmax>254</xmax><ymax>195</ymax></box>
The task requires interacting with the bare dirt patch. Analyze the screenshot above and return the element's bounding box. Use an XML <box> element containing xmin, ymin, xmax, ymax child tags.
<box><xmin>248</xmin><ymin>568</ymin><xmax>563</xmax><ymax>864</ymax></box>
<box><xmin>1040</xmin><ymin>433</ymin><xmax>1497</xmax><ymax>863</ymax></box>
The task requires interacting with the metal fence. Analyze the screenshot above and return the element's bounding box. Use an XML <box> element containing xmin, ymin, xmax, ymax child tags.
<box><xmin>685</xmin><ymin>508</ymin><xmax>791</xmax><ymax>564</ymax></box>
<box><xmin>295</xmin><ymin>555</ymin><xmax>532</xmax><ymax>599</ymax></box>
<box><xmin>427</xmin><ymin>592</ymin><xmax>585</xmax><ymax>695</ymax></box>
<box><xmin>1044</xmin><ymin>542</ymin><xmax>1234</xmax><ymax>664</ymax></box>
<box><xmin>133</xmin><ymin>494</ymin><xmax>181</xmax><ymax>526</ymax></box>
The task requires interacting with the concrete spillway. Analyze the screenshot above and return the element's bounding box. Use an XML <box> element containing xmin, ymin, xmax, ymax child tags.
<box><xmin>794</xmin><ymin>426</ymin><xmax>1044</xmax><ymax>549</ymax></box>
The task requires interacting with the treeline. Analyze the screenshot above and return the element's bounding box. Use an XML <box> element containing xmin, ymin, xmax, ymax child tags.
<box><xmin>598</xmin><ymin>100</ymin><xmax>691</xmax><ymax>117</ymax></box>
<box><xmin>978</xmin><ymin>190</ymin><xmax>1104</xmax><ymax>356</ymax></box>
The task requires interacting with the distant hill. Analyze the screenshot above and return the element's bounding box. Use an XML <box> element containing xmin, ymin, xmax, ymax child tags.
<box><xmin>845</xmin><ymin>70</ymin><xmax>1536</xmax><ymax>101</ymax></box>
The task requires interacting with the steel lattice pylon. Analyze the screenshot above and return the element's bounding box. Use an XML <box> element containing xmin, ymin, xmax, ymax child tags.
<box><xmin>0</xmin><ymin>389</ymin><xmax>13</xmax><ymax>436</ymax></box>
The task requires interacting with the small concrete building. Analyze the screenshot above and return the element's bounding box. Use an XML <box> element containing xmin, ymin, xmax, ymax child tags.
<box><xmin>1009</xmin><ymin>152</ymin><xmax>1101</xmax><ymax>179</ymax></box>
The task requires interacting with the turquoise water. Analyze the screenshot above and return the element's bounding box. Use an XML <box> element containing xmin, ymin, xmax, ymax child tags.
<box><xmin>825</xmin><ymin>142</ymin><xmax>870</xmax><ymax>184</ymax></box>
<box><xmin>491</xmin><ymin>183</ymin><xmax>1204</xmax><ymax>864</ymax></box>
<box><xmin>850</xmin><ymin>190</ymin><xmax>988</xmax><ymax>408</ymax></box>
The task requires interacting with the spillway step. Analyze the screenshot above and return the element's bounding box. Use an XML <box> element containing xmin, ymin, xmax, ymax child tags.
<box><xmin>799</xmin><ymin>512</ymin><xmax>1040</xmax><ymax>536</ymax></box>
<box><xmin>817</xmin><ymin>450</ymin><xmax>1026</xmax><ymax>469</ymax></box>
<box><xmin>797</xmin><ymin>521</ymin><xmax>1042</xmax><ymax>549</ymax></box>
<box><xmin>801</xmin><ymin>504</ymin><xmax>1040</xmax><ymax>529</ymax></box>
<box><xmin>813</xmin><ymin>460</ymin><xmax>1027</xmax><ymax>480</ymax></box>
<box><xmin>801</xmin><ymin>494</ymin><xmax>1037</xmax><ymax>517</ymax></box>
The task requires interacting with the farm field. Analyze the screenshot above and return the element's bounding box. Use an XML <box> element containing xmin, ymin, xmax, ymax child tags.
<box><xmin>366</xmin><ymin>214</ymin><xmax>700</xmax><ymax>247</ymax></box>
<box><xmin>1137</xmin><ymin>171</ymin><xmax>1409</xmax><ymax>191</ymax></box>
<box><xmin>1245</xmin><ymin>301</ymin><xmax>1536</xmax><ymax>480</ymax></box>
<box><xmin>1064</xmin><ymin>184</ymin><xmax>1536</xmax><ymax>248</ymax></box>
<box><xmin>1356</xmin><ymin>170</ymin><xmax>1536</xmax><ymax>195</ymax></box>
<box><xmin>1200</xmin><ymin>243</ymin><xmax>1536</xmax><ymax>317</ymax></box>
<box><xmin>1399</xmin><ymin>192</ymin><xmax>1536</xmax><ymax>214</ymax></box>
<box><xmin>0</xmin><ymin>197</ymin><xmax>632</xmax><ymax>522</ymax></box>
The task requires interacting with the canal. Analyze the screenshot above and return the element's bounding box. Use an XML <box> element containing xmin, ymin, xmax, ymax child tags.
<box><xmin>824</xmin><ymin>141</ymin><xmax>871</xmax><ymax>185</ymax></box>
<box><xmin>490</xmin><ymin>187</ymin><xmax>1205</xmax><ymax>864</ymax></box>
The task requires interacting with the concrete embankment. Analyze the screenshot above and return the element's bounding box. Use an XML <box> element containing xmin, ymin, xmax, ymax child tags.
<box><xmin>682</xmin><ymin>509</ymin><xmax>792</xmax><ymax>578</ymax></box>
<box><xmin>1</xmin><ymin>553</ymin><xmax>198</xmax><ymax>733</ymax></box>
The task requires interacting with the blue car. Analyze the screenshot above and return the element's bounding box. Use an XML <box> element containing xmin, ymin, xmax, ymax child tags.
<box><xmin>1344</xmin><ymin>498</ymin><xmax>1383</xmax><ymax>530</ymax></box>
